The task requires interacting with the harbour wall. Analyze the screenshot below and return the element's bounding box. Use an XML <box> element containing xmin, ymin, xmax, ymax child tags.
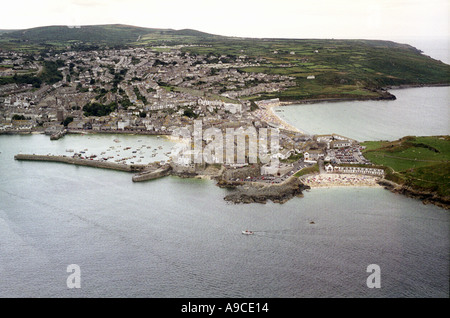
<box><xmin>132</xmin><ymin>165</ymin><xmax>172</xmax><ymax>182</ymax></box>
<box><xmin>14</xmin><ymin>154</ymin><xmax>147</xmax><ymax>172</ymax></box>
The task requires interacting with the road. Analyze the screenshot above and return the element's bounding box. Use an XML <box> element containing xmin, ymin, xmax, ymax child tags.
<box><xmin>318</xmin><ymin>158</ymin><xmax>326</xmax><ymax>174</ymax></box>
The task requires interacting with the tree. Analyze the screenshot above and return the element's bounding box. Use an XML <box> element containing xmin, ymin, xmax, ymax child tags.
<box><xmin>12</xmin><ymin>114</ymin><xmax>26</xmax><ymax>120</ymax></box>
<box><xmin>183</xmin><ymin>108</ymin><xmax>198</xmax><ymax>119</ymax></box>
<box><xmin>83</xmin><ymin>102</ymin><xmax>117</xmax><ymax>117</ymax></box>
<box><xmin>62</xmin><ymin>116</ymin><xmax>74</xmax><ymax>127</ymax></box>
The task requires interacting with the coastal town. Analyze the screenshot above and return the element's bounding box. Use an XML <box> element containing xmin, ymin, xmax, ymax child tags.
<box><xmin>0</xmin><ymin>47</ymin><xmax>295</xmax><ymax>134</ymax></box>
<box><xmin>1</xmin><ymin>0</ymin><xmax>449</xmax><ymax>301</ymax></box>
<box><xmin>1</xmin><ymin>45</ymin><xmax>388</xmax><ymax>203</ymax></box>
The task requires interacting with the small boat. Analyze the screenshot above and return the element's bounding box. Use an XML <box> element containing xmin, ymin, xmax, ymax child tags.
<box><xmin>242</xmin><ymin>230</ymin><xmax>254</xmax><ymax>235</ymax></box>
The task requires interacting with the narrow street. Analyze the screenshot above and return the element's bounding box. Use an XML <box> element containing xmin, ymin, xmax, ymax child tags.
<box><xmin>318</xmin><ymin>158</ymin><xmax>326</xmax><ymax>174</ymax></box>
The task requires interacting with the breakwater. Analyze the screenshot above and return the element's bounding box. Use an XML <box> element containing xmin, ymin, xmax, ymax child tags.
<box><xmin>14</xmin><ymin>154</ymin><xmax>147</xmax><ymax>172</ymax></box>
<box><xmin>132</xmin><ymin>165</ymin><xmax>172</xmax><ymax>182</ymax></box>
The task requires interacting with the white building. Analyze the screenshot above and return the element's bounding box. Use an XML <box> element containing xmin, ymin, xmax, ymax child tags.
<box><xmin>224</xmin><ymin>103</ymin><xmax>241</xmax><ymax>114</ymax></box>
<box><xmin>325</xmin><ymin>163</ymin><xmax>334</xmax><ymax>173</ymax></box>
<box><xmin>261</xmin><ymin>163</ymin><xmax>292</xmax><ymax>176</ymax></box>
<box><xmin>304</xmin><ymin>150</ymin><xmax>324</xmax><ymax>163</ymax></box>
<box><xmin>117</xmin><ymin>120</ymin><xmax>130</xmax><ymax>130</ymax></box>
<box><xmin>331</xmin><ymin>139</ymin><xmax>352</xmax><ymax>148</ymax></box>
<box><xmin>327</xmin><ymin>165</ymin><xmax>384</xmax><ymax>176</ymax></box>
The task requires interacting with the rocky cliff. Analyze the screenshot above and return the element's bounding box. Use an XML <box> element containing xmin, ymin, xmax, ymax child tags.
<box><xmin>223</xmin><ymin>176</ymin><xmax>310</xmax><ymax>204</ymax></box>
<box><xmin>378</xmin><ymin>179</ymin><xmax>449</xmax><ymax>210</ymax></box>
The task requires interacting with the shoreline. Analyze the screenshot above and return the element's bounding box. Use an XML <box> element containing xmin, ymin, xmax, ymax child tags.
<box><xmin>277</xmin><ymin>83</ymin><xmax>449</xmax><ymax>106</ymax></box>
<box><xmin>2</xmin><ymin>84</ymin><xmax>448</xmax><ymax>138</ymax></box>
<box><xmin>377</xmin><ymin>178</ymin><xmax>449</xmax><ymax>210</ymax></box>
<box><xmin>384</xmin><ymin>83</ymin><xmax>450</xmax><ymax>90</ymax></box>
<box><xmin>278</xmin><ymin>92</ymin><xmax>395</xmax><ymax>106</ymax></box>
<box><xmin>268</xmin><ymin>83</ymin><xmax>449</xmax><ymax>137</ymax></box>
<box><xmin>0</xmin><ymin>130</ymin><xmax>176</xmax><ymax>141</ymax></box>
<box><xmin>66</xmin><ymin>129</ymin><xmax>172</xmax><ymax>136</ymax></box>
<box><xmin>254</xmin><ymin>103</ymin><xmax>303</xmax><ymax>133</ymax></box>
<box><xmin>12</xmin><ymin>153</ymin><xmax>448</xmax><ymax>209</ymax></box>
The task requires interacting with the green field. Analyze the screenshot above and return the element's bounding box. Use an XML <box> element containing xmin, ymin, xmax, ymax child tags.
<box><xmin>362</xmin><ymin>136</ymin><xmax>450</xmax><ymax>197</ymax></box>
<box><xmin>294</xmin><ymin>164</ymin><xmax>319</xmax><ymax>177</ymax></box>
<box><xmin>180</xmin><ymin>38</ymin><xmax>450</xmax><ymax>101</ymax></box>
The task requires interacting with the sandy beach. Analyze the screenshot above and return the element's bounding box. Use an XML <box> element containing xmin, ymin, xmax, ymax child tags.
<box><xmin>302</xmin><ymin>173</ymin><xmax>382</xmax><ymax>188</ymax></box>
<box><xmin>254</xmin><ymin>104</ymin><xmax>302</xmax><ymax>133</ymax></box>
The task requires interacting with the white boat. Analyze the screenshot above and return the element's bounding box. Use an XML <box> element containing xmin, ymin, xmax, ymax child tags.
<box><xmin>242</xmin><ymin>230</ymin><xmax>254</xmax><ymax>235</ymax></box>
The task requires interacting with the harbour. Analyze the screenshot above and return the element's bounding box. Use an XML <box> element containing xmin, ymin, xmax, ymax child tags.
<box><xmin>1</xmin><ymin>124</ymin><xmax>448</xmax><ymax>297</ymax></box>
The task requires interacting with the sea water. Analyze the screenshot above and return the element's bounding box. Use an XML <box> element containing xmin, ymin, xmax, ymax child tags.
<box><xmin>275</xmin><ymin>86</ymin><xmax>449</xmax><ymax>141</ymax></box>
<box><xmin>0</xmin><ymin>133</ymin><xmax>448</xmax><ymax>297</ymax></box>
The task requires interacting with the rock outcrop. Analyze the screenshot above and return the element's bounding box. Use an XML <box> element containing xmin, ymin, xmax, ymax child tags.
<box><xmin>223</xmin><ymin>176</ymin><xmax>310</xmax><ymax>204</ymax></box>
<box><xmin>378</xmin><ymin>179</ymin><xmax>449</xmax><ymax>210</ymax></box>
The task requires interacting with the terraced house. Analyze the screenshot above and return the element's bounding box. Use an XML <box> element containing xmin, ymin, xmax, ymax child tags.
<box><xmin>325</xmin><ymin>164</ymin><xmax>385</xmax><ymax>176</ymax></box>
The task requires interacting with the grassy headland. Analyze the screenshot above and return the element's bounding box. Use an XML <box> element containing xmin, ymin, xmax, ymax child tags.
<box><xmin>362</xmin><ymin>136</ymin><xmax>450</xmax><ymax>199</ymax></box>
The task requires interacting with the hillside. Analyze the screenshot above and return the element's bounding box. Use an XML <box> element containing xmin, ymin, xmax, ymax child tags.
<box><xmin>4</xmin><ymin>24</ymin><xmax>153</xmax><ymax>43</ymax></box>
<box><xmin>362</xmin><ymin>136</ymin><xmax>450</xmax><ymax>208</ymax></box>
<box><xmin>0</xmin><ymin>24</ymin><xmax>449</xmax><ymax>101</ymax></box>
<box><xmin>179</xmin><ymin>37</ymin><xmax>450</xmax><ymax>101</ymax></box>
<box><xmin>0</xmin><ymin>24</ymin><xmax>215</xmax><ymax>49</ymax></box>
